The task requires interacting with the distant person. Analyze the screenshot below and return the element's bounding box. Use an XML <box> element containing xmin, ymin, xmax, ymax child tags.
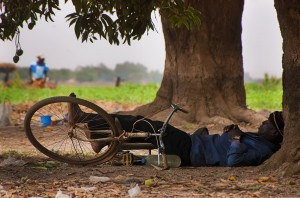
<box><xmin>29</xmin><ymin>55</ymin><xmax>49</xmax><ymax>85</ymax></box>
<box><xmin>115</xmin><ymin>76</ymin><xmax>121</xmax><ymax>87</ymax></box>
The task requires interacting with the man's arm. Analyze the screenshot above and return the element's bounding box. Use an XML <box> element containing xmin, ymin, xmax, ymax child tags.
<box><xmin>223</xmin><ymin>125</ymin><xmax>259</xmax><ymax>166</ymax></box>
<box><xmin>227</xmin><ymin>140</ymin><xmax>261</xmax><ymax>167</ymax></box>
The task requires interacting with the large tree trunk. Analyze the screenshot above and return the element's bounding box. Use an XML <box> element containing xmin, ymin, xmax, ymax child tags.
<box><xmin>134</xmin><ymin>0</ymin><xmax>265</xmax><ymax>125</ymax></box>
<box><xmin>263</xmin><ymin>0</ymin><xmax>300</xmax><ymax>176</ymax></box>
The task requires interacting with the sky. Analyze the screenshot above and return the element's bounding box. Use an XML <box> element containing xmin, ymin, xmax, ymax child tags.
<box><xmin>0</xmin><ymin>0</ymin><xmax>283</xmax><ymax>79</ymax></box>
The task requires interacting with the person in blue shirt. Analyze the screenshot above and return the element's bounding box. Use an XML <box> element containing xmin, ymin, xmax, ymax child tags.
<box><xmin>29</xmin><ymin>55</ymin><xmax>50</xmax><ymax>84</ymax></box>
<box><xmin>69</xmin><ymin>96</ymin><xmax>284</xmax><ymax>167</ymax></box>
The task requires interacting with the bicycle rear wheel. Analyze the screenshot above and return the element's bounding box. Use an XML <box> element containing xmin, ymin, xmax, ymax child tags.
<box><xmin>24</xmin><ymin>96</ymin><xmax>120</xmax><ymax>165</ymax></box>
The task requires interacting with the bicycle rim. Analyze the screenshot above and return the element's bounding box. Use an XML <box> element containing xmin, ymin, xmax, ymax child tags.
<box><xmin>24</xmin><ymin>96</ymin><xmax>120</xmax><ymax>165</ymax></box>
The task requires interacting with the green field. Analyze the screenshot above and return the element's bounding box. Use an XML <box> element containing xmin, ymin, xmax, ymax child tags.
<box><xmin>0</xmin><ymin>82</ymin><xmax>282</xmax><ymax>111</ymax></box>
<box><xmin>245</xmin><ymin>83</ymin><xmax>282</xmax><ymax>110</ymax></box>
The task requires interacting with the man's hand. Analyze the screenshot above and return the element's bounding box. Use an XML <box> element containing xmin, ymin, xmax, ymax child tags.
<box><xmin>223</xmin><ymin>124</ymin><xmax>243</xmax><ymax>141</ymax></box>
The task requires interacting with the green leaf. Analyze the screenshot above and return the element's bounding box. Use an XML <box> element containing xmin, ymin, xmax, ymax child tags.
<box><xmin>101</xmin><ymin>14</ymin><xmax>114</xmax><ymax>27</ymax></box>
<box><xmin>74</xmin><ymin>16</ymin><xmax>82</xmax><ymax>39</ymax></box>
<box><xmin>66</xmin><ymin>13</ymin><xmax>77</xmax><ymax>20</ymax></box>
<box><xmin>72</xmin><ymin>0</ymin><xmax>82</xmax><ymax>13</ymax></box>
<box><xmin>82</xmin><ymin>30</ymin><xmax>89</xmax><ymax>42</ymax></box>
<box><xmin>69</xmin><ymin>18</ymin><xmax>77</xmax><ymax>26</ymax></box>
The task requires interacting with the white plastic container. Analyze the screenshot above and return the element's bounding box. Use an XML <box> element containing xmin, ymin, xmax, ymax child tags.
<box><xmin>89</xmin><ymin>176</ymin><xmax>111</xmax><ymax>184</ymax></box>
<box><xmin>128</xmin><ymin>184</ymin><xmax>142</xmax><ymax>198</ymax></box>
<box><xmin>145</xmin><ymin>155</ymin><xmax>181</xmax><ymax>168</ymax></box>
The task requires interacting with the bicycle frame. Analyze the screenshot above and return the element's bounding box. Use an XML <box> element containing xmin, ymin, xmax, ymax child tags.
<box><xmin>25</xmin><ymin>94</ymin><xmax>188</xmax><ymax>167</ymax></box>
<box><xmin>70</xmin><ymin>103</ymin><xmax>187</xmax><ymax>169</ymax></box>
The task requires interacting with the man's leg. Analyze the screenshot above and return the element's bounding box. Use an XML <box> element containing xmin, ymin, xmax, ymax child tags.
<box><xmin>114</xmin><ymin>117</ymin><xmax>192</xmax><ymax>166</ymax></box>
<box><xmin>68</xmin><ymin>97</ymin><xmax>192</xmax><ymax>165</ymax></box>
<box><xmin>161</xmin><ymin>124</ymin><xmax>192</xmax><ymax>166</ymax></box>
<box><xmin>84</xmin><ymin>114</ymin><xmax>192</xmax><ymax>166</ymax></box>
<box><xmin>68</xmin><ymin>93</ymin><xmax>117</xmax><ymax>153</ymax></box>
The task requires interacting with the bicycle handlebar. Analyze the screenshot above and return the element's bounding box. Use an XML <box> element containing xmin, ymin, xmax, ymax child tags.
<box><xmin>158</xmin><ymin>103</ymin><xmax>188</xmax><ymax>151</ymax></box>
<box><xmin>171</xmin><ymin>103</ymin><xmax>188</xmax><ymax>114</ymax></box>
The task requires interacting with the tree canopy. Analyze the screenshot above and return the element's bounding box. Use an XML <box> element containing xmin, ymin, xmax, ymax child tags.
<box><xmin>0</xmin><ymin>0</ymin><xmax>200</xmax><ymax>45</ymax></box>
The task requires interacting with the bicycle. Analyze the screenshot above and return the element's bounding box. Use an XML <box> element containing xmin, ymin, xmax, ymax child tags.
<box><xmin>24</xmin><ymin>93</ymin><xmax>188</xmax><ymax>169</ymax></box>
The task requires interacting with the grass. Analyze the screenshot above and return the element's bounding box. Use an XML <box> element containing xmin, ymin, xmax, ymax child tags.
<box><xmin>0</xmin><ymin>83</ymin><xmax>159</xmax><ymax>104</ymax></box>
<box><xmin>245</xmin><ymin>82</ymin><xmax>282</xmax><ymax>111</ymax></box>
<box><xmin>0</xmin><ymin>150</ymin><xmax>36</xmax><ymax>159</ymax></box>
<box><xmin>0</xmin><ymin>82</ymin><xmax>282</xmax><ymax>111</ymax></box>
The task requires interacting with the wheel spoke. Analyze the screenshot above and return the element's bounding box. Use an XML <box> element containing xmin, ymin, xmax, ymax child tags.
<box><xmin>24</xmin><ymin>96</ymin><xmax>119</xmax><ymax>165</ymax></box>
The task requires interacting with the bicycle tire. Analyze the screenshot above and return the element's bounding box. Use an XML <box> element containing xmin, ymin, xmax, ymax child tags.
<box><xmin>24</xmin><ymin>96</ymin><xmax>120</xmax><ymax>165</ymax></box>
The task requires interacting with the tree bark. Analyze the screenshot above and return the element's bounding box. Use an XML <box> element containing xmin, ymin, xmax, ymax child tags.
<box><xmin>133</xmin><ymin>0</ymin><xmax>265</xmax><ymax>125</ymax></box>
<box><xmin>263</xmin><ymin>0</ymin><xmax>300</xmax><ymax>176</ymax></box>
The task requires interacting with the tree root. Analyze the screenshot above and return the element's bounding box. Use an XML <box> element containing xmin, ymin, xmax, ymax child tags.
<box><xmin>120</xmin><ymin>102</ymin><xmax>269</xmax><ymax>128</ymax></box>
<box><xmin>260</xmin><ymin>146</ymin><xmax>300</xmax><ymax>177</ymax></box>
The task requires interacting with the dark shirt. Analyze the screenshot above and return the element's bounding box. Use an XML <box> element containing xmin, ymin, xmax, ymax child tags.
<box><xmin>190</xmin><ymin>132</ymin><xmax>280</xmax><ymax>167</ymax></box>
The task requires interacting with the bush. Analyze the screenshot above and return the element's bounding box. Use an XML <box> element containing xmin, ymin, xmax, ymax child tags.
<box><xmin>262</xmin><ymin>73</ymin><xmax>282</xmax><ymax>88</ymax></box>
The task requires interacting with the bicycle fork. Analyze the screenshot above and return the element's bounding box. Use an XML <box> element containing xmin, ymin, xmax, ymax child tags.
<box><xmin>155</xmin><ymin>104</ymin><xmax>187</xmax><ymax>169</ymax></box>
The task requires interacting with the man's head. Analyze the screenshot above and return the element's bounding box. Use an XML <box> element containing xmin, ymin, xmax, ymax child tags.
<box><xmin>37</xmin><ymin>55</ymin><xmax>45</xmax><ymax>65</ymax></box>
<box><xmin>258</xmin><ymin>111</ymin><xmax>284</xmax><ymax>144</ymax></box>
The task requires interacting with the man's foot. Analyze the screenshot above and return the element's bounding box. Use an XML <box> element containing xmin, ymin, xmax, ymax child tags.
<box><xmin>84</xmin><ymin>131</ymin><xmax>109</xmax><ymax>153</ymax></box>
<box><xmin>68</xmin><ymin>93</ymin><xmax>110</xmax><ymax>153</ymax></box>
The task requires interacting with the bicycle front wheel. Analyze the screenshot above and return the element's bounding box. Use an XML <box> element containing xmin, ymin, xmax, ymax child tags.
<box><xmin>24</xmin><ymin>96</ymin><xmax>120</xmax><ymax>165</ymax></box>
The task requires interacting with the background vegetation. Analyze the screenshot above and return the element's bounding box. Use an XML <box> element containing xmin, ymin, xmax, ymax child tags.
<box><xmin>245</xmin><ymin>74</ymin><xmax>282</xmax><ymax>110</ymax></box>
<box><xmin>13</xmin><ymin>62</ymin><xmax>163</xmax><ymax>84</ymax></box>
<box><xmin>0</xmin><ymin>75</ymin><xmax>282</xmax><ymax>111</ymax></box>
<box><xmin>0</xmin><ymin>83</ymin><xmax>159</xmax><ymax>104</ymax></box>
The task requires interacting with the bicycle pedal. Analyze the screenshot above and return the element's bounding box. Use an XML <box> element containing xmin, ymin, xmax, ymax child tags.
<box><xmin>122</xmin><ymin>152</ymin><xmax>133</xmax><ymax>166</ymax></box>
<box><xmin>111</xmin><ymin>151</ymin><xmax>133</xmax><ymax>166</ymax></box>
<box><xmin>111</xmin><ymin>152</ymin><xmax>146</xmax><ymax>166</ymax></box>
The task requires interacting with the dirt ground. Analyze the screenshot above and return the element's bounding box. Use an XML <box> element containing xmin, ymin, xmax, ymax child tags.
<box><xmin>0</xmin><ymin>102</ymin><xmax>299</xmax><ymax>198</ymax></box>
